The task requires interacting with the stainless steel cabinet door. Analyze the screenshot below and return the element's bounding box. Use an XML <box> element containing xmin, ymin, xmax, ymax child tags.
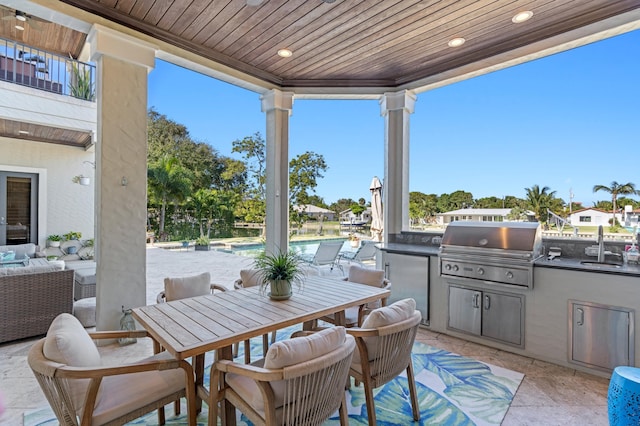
<box><xmin>482</xmin><ymin>291</ymin><xmax>523</xmax><ymax>346</ymax></box>
<box><xmin>448</xmin><ymin>286</ymin><xmax>481</xmax><ymax>336</ymax></box>
<box><xmin>384</xmin><ymin>252</ymin><xmax>429</xmax><ymax>324</ymax></box>
<box><xmin>571</xmin><ymin>302</ymin><xmax>631</xmax><ymax>370</ymax></box>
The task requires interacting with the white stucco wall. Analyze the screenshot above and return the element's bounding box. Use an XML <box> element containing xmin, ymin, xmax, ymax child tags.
<box><xmin>0</xmin><ymin>136</ymin><xmax>95</xmax><ymax>246</ymax></box>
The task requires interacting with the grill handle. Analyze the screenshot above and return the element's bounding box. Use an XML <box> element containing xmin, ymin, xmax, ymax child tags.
<box><xmin>472</xmin><ymin>292</ymin><xmax>480</xmax><ymax>309</ymax></box>
<box><xmin>484</xmin><ymin>295</ymin><xmax>491</xmax><ymax>310</ymax></box>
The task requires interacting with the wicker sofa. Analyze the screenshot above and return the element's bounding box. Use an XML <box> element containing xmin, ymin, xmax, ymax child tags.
<box><xmin>0</xmin><ymin>262</ymin><xmax>74</xmax><ymax>343</ymax></box>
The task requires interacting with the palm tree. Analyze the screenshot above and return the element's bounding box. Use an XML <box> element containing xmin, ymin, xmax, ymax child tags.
<box><xmin>524</xmin><ymin>185</ymin><xmax>557</xmax><ymax>222</ymax></box>
<box><xmin>148</xmin><ymin>156</ymin><xmax>193</xmax><ymax>237</ymax></box>
<box><xmin>593</xmin><ymin>181</ymin><xmax>639</xmax><ymax>225</ymax></box>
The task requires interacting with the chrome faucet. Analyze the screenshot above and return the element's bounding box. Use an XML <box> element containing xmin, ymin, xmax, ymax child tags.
<box><xmin>597</xmin><ymin>225</ymin><xmax>605</xmax><ymax>262</ymax></box>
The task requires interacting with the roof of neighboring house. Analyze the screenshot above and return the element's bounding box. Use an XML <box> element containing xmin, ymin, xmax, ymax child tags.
<box><xmin>570</xmin><ymin>208</ymin><xmax>614</xmax><ymax>215</ymax></box>
<box><xmin>439</xmin><ymin>208</ymin><xmax>535</xmax><ymax>216</ymax></box>
<box><xmin>292</xmin><ymin>204</ymin><xmax>335</xmax><ymax>214</ymax></box>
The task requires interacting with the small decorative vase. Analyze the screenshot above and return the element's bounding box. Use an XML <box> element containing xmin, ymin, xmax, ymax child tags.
<box><xmin>49</xmin><ymin>241</ymin><xmax>60</xmax><ymax>248</ymax></box>
<box><xmin>118</xmin><ymin>306</ymin><xmax>137</xmax><ymax>346</ymax></box>
<box><xmin>269</xmin><ymin>279</ymin><xmax>292</xmax><ymax>300</ymax></box>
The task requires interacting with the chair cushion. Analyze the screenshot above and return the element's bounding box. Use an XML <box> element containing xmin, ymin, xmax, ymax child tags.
<box><xmin>353</xmin><ymin>298</ymin><xmax>417</xmax><ymax>368</ymax></box>
<box><xmin>43</xmin><ymin>313</ymin><xmax>102</xmax><ymax>415</ymax></box>
<box><xmin>92</xmin><ymin>351</ymin><xmax>186</xmax><ymax>425</ymax></box>
<box><xmin>348</xmin><ymin>266</ymin><xmax>386</xmax><ymax>310</ymax></box>
<box><xmin>264</xmin><ymin>326</ymin><xmax>346</xmax><ymax>369</ymax></box>
<box><xmin>348</xmin><ymin>265</ymin><xmax>384</xmax><ymax>287</ymax></box>
<box><xmin>164</xmin><ymin>272</ymin><xmax>211</xmax><ymax>301</ymax></box>
<box><xmin>227</xmin><ymin>327</ymin><xmax>346</xmax><ymax>412</ymax></box>
<box><xmin>239</xmin><ymin>269</ymin><xmax>262</xmax><ymax>287</ymax></box>
<box><xmin>361</xmin><ymin>298</ymin><xmax>416</xmax><ymax>329</ymax></box>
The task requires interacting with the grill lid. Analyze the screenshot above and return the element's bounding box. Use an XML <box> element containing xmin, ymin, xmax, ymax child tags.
<box><xmin>441</xmin><ymin>221</ymin><xmax>542</xmax><ymax>253</ymax></box>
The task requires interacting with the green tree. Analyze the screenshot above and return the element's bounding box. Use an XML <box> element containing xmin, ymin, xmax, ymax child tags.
<box><xmin>593</xmin><ymin>181</ymin><xmax>639</xmax><ymax>219</ymax></box>
<box><xmin>409</xmin><ymin>191</ymin><xmax>438</xmax><ymax>226</ymax></box>
<box><xmin>289</xmin><ymin>152</ymin><xmax>328</xmax><ymax>206</ymax></box>
<box><xmin>329</xmin><ymin>198</ymin><xmax>357</xmax><ymax>215</ymax></box>
<box><xmin>437</xmin><ymin>190</ymin><xmax>474</xmax><ymax>212</ymax></box>
<box><xmin>232</xmin><ymin>132</ymin><xmax>266</xmax><ymax>198</ymax></box>
<box><xmin>350</xmin><ymin>204</ymin><xmax>366</xmax><ymax>216</ymax></box>
<box><xmin>147</xmin><ymin>156</ymin><xmax>193</xmax><ymax>237</ymax></box>
<box><xmin>475</xmin><ymin>196</ymin><xmax>504</xmax><ymax>209</ymax></box>
<box><xmin>524</xmin><ymin>184</ymin><xmax>556</xmax><ymax>222</ymax></box>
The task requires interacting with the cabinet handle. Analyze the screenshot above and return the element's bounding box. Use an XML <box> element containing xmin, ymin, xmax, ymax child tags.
<box><xmin>384</xmin><ymin>262</ymin><xmax>390</xmax><ymax>279</ymax></box>
<box><xmin>472</xmin><ymin>293</ymin><xmax>480</xmax><ymax>308</ymax></box>
<box><xmin>484</xmin><ymin>295</ymin><xmax>491</xmax><ymax>310</ymax></box>
<box><xmin>576</xmin><ymin>308</ymin><xmax>584</xmax><ymax>326</ymax></box>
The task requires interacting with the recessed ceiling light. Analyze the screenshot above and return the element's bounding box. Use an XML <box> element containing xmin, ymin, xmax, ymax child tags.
<box><xmin>277</xmin><ymin>48</ymin><xmax>292</xmax><ymax>58</ymax></box>
<box><xmin>18</xmin><ymin>130</ymin><xmax>29</xmax><ymax>135</ymax></box>
<box><xmin>512</xmin><ymin>11</ymin><xmax>533</xmax><ymax>23</ymax></box>
<box><xmin>15</xmin><ymin>11</ymin><xmax>27</xmax><ymax>22</ymax></box>
<box><xmin>246</xmin><ymin>0</ymin><xmax>263</xmax><ymax>6</ymax></box>
<box><xmin>15</xmin><ymin>24</ymin><xmax>25</xmax><ymax>31</ymax></box>
<box><xmin>448</xmin><ymin>37</ymin><xmax>465</xmax><ymax>48</ymax></box>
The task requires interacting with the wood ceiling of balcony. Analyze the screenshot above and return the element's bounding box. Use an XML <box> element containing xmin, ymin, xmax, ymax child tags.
<box><xmin>53</xmin><ymin>0</ymin><xmax>639</xmax><ymax>88</ymax></box>
<box><xmin>0</xmin><ymin>118</ymin><xmax>92</xmax><ymax>148</ymax></box>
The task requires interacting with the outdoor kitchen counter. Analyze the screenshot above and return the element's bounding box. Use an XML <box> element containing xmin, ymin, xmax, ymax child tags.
<box><xmin>535</xmin><ymin>257</ymin><xmax>640</xmax><ymax>276</ymax></box>
<box><xmin>377</xmin><ymin>243</ymin><xmax>439</xmax><ymax>256</ymax></box>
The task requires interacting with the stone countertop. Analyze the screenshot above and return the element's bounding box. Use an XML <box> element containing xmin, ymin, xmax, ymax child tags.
<box><xmin>534</xmin><ymin>256</ymin><xmax>640</xmax><ymax>276</ymax></box>
<box><xmin>379</xmin><ymin>242</ymin><xmax>640</xmax><ymax>276</ymax></box>
<box><xmin>377</xmin><ymin>243</ymin><xmax>440</xmax><ymax>256</ymax></box>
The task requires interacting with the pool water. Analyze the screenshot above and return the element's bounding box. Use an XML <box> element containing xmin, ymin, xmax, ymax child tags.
<box><xmin>215</xmin><ymin>239</ymin><xmax>355</xmax><ymax>258</ymax></box>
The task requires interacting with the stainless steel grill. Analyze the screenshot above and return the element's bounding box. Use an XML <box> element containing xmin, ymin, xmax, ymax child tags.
<box><xmin>439</xmin><ymin>221</ymin><xmax>543</xmax><ymax>289</ymax></box>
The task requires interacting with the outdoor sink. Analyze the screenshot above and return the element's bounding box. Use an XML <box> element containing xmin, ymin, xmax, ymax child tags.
<box><xmin>580</xmin><ymin>261</ymin><xmax>622</xmax><ymax>269</ymax></box>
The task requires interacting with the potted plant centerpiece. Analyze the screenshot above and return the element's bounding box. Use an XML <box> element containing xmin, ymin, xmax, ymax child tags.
<box><xmin>348</xmin><ymin>233</ymin><xmax>360</xmax><ymax>248</ymax></box>
<box><xmin>254</xmin><ymin>249</ymin><xmax>306</xmax><ymax>300</ymax></box>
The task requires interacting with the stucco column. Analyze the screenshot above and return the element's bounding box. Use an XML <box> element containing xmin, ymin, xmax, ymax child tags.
<box><xmin>86</xmin><ymin>25</ymin><xmax>156</xmax><ymax>330</ymax></box>
<box><xmin>380</xmin><ymin>90</ymin><xmax>416</xmax><ymax>241</ymax></box>
<box><xmin>261</xmin><ymin>90</ymin><xmax>293</xmax><ymax>255</ymax></box>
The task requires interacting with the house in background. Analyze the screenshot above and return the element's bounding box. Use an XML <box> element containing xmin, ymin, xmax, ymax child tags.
<box><xmin>292</xmin><ymin>204</ymin><xmax>336</xmax><ymax>221</ymax></box>
<box><xmin>567</xmin><ymin>208</ymin><xmax>621</xmax><ymax>228</ymax></box>
<box><xmin>436</xmin><ymin>208</ymin><xmax>536</xmax><ymax>225</ymax></box>
<box><xmin>340</xmin><ymin>207</ymin><xmax>371</xmax><ymax>227</ymax></box>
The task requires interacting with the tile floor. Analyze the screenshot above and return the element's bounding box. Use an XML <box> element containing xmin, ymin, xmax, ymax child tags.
<box><xmin>0</xmin><ymin>246</ymin><xmax>612</xmax><ymax>425</ymax></box>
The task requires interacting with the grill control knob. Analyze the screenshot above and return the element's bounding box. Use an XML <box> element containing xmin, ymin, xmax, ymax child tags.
<box><xmin>477</xmin><ymin>267</ymin><xmax>485</xmax><ymax>275</ymax></box>
<box><xmin>444</xmin><ymin>264</ymin><xmax>452</xmax><ymax>271</ymax></box>
<box><xmin>506</xmin><ymin>271</ymin><xmax>514</xmax><ymax>279</ymax></box>
<box><xmin>452</xmin><ymin>265</ymin><xmax>459</xmax><ymax>272</ymax></box>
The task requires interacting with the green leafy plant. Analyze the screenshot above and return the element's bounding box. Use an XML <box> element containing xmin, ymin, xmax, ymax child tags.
<box><xmin>47</xmin><ymin>234</ymin><xmax>62</xmax><ymax>242</ymax></box>
<box><xmin>69</xmin><ymin>62</ymin><xmax>95</xmax><ymax>101</ymax></box>
<box><xmin>195</xmin><ymin>236</ymin><xmax>210</xmax><ymax>246</ymax></box>
<box><xmin>254</xmin><ymin>250</ymin><xmax>306</xmax><ymax>297</ymax></box>
<box><xmin>63</xmin><ymin>231</ymin><xmax>82</xmax><ymax>240</ymax></box>
<box><xmin>83</xmin><ymin>238</ymin><xmax>94</xmax><ymax>247</ymax></box>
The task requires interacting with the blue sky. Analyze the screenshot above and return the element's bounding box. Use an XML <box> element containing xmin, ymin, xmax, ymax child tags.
<box><xmin>148</xmin><ymin>29</ymin><xmax>639</xmax><ymax>208</ymax></box>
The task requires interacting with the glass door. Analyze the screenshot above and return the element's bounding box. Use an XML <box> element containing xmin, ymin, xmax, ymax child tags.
<box><xmin>0</xmin><ymin>172</ymin><xmax>38</xmax><ymax>245</ymax></box>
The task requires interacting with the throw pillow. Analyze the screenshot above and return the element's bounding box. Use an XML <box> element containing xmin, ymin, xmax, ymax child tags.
<box><xmin>264</xmin><ymin>326</ymin><xmax>346</xmax><ymax>369</ymax></box>
<box><xmin>164</xmin><ymin>272</ymin><xmax>211</xmax><ymax>301</ymax></box>
<box><xmin>348</xmin><ymin>265</ymin><xmax>384</xmax><ymax>287</ymax></box>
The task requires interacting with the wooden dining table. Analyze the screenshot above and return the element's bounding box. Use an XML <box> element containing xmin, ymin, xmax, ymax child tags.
<box><xmin>132</xmin><ymin>275</ymin><xmax>390</xmax><ymax>425</ymax></box>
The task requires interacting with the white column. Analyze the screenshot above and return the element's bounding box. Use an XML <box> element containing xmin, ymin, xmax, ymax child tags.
<box><xmin>261</xmin><ymin>90</ymin><xmax>294</xmax><ymax>255</ymax></box>
<box><xmin>380</xmin><ymin>90</ymin><xmax>416</xmax><ymax>242</ymax></box>
<box><xmin>86</xmin><ymin>25</ymin><xmax>156</xmax><ymax>330</ymax></box>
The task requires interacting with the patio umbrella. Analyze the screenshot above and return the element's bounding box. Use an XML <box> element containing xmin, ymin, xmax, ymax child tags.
<box><xmin>370</xmin><ymin>176</ymin><xmax>383</xmax><ymax>242</ymax></box>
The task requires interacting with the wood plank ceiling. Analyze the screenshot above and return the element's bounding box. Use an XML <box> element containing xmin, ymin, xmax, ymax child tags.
<box><xmin>0</xmin><ymin>0</ymin><xmax>638</xmax><ymax>146</ymax></box>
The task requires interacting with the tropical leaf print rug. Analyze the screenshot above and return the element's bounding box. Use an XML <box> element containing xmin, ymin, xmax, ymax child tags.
<box><xmin>25</xmin><ymin>326</ymin><xmax>523</xmax><ymax>426</ymax></box>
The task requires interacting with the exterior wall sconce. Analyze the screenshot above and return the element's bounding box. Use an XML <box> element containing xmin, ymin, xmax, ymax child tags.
<box><xmin>121</xmin><ymin>176</ymin><xmax>128</xmax><ymax>186</ymax></box>
<box><xmin>72</xmin><ymin>175</ymin><xmax>90</xmax><ymax>186</ymax></box>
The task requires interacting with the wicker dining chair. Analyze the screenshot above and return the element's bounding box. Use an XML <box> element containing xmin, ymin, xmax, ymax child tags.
<box><xmin>27</xmin><ymin>313</ymin><xmax>196</xmax><ymax>426</ymax></box>
<box><xmin>347</xmin><ymin>298</ymin><xmax>421</xmax><ymax>426</ymax></box>
<box><xmin>209</xmin><ymin>326</ymin><xmax>355</xmax><ymax>426</ymax></box>
<box><xmin>233</xmin><ymin>269</ymin><xmax>278</xmax><ymax>363</ymax></box>
<box><xmin>317</xmin><ymin>265</ymin><xmax>391</xmax><ymax>328</ymax></box>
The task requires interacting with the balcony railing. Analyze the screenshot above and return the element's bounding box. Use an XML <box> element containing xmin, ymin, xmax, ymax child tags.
<box><xmin>0</xmin><ymin>37</ymin><xmax>96</xmax><ymax>102</ymax></box>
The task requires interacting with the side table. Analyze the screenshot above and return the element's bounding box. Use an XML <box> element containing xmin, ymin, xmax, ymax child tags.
<box><xmin>608</xmin><ymin>366</ymin><xmax>640</xmax><ymax>425</ymax></box>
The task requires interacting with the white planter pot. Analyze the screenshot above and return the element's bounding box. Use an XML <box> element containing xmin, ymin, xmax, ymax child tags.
<box><xmin>49</xmin><ymin>241</ymin><xmax>61</xmax><ymax>248</ymax></box>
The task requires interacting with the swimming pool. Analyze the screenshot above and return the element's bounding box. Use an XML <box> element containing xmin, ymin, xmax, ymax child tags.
<box><xmin>215</xmin><ymin>239</ymin><xmax>354</xmax><ymax>258</ymax></box>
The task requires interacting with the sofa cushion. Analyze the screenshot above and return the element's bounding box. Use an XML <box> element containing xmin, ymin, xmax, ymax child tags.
<box><xmin>0</xmin><ymin>243</ymin><xmax>39</xmax><ymax>259</ymax></box>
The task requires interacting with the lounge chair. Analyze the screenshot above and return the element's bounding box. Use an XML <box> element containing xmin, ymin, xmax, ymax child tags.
<box><xmin>300</xmin><ymin>240</ymin><xmax>344</xmax><ymax>273</ymax></box>
<box><xmin>339</xmin><ymin>240</ymin><xmax>378</xmax><ymax>267</ymax></box>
